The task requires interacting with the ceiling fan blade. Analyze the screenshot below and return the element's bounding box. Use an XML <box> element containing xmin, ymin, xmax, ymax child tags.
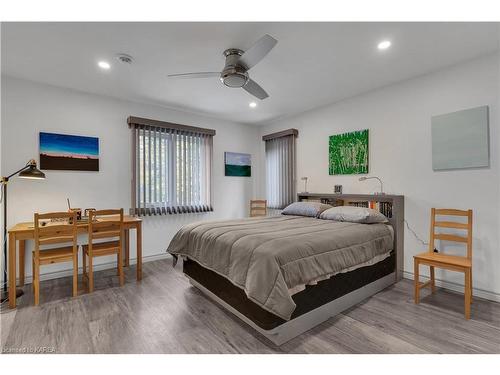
<box><xmin>238</xmin><ymin>34</ymin><xmax>278</xmax><ymax>70</ymax></box>
<box><xmin>168</xmin><ymin>72</ymin><xmax>220</xmax><ymax>79</ymax></box>
<box><xmin>242</xmin><ymin>78</ymin><xmax>269</xmax><ymax>100</ymax></box>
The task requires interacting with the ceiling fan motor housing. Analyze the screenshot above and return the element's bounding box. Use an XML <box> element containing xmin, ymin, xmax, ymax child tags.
<box><xmin>220</xmin><ymin>48</ymin><xmax>249</xmax><ymax>88</ymax></box>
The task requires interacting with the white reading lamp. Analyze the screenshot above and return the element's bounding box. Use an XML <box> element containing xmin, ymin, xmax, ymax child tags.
<box><xmin>359</xmin><ymin>176</ymin><xmax>384</xmax><ymax>195</ymax></box>
<box><xmin>1</xmin><ymin>159</ymin><xmax>45</xmax><ymax>305</ymax></box>
<box><xmin>300</xmin><ymin>177</ymin><xmax>308</xmax><ymax>193</ymax></box>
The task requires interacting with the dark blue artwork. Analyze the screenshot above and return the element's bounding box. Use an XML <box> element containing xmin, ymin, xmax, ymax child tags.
<box><xmin>39</xmin><ymin>132</ymin><xmax>99</xmax><ymax>171</ymax></box>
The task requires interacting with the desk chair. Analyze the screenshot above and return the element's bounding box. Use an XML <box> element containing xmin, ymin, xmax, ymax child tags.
<box><xmin>33</xmin><ymin>211</ymin><xmax>78</xmax><ymax>305</ymax></box>
<box><xmin>414</xmin><ymin>208</ymin><xmax>473</xmax><ymax>319</ymax></box>
<box><xmin>250</xmin><ymin>200</ymin><xmax>267</xmax><ymax>217</ymax></box>
<box><xmin>82</xmin><ymin>209</ymin><xmax>124</xmax><ymax>292</ymax></box>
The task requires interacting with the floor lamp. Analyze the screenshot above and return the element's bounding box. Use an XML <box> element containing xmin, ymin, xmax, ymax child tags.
<box><xmin>1</xmin><ymin>159</ymin><xmax>45</xmax><ymax>304</ymax></box>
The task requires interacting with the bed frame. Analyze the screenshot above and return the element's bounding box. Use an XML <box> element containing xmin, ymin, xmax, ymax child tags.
<box><xmin>187</xmin><ymin>193</ymin><xmax>404</xmax><ymax>346</ymax></box>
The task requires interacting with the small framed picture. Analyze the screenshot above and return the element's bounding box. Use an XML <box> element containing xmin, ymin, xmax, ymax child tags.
<box><xmin>224</xmin><ymin>152</ymin><xmax>251</xmax><ymax>177</ymax></box>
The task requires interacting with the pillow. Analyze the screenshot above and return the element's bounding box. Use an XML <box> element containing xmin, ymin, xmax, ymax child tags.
<box><xmin>319</xmin><ymin>205</ymin><xmax>388</xmax><ymax>224</ymax></box>
<box><xmin>281</xmin><ymin>202</ymin><xmax>332</xmax><ymax>217</ymax></box>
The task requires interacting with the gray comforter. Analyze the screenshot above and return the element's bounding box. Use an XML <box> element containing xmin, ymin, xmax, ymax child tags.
<box><xmin>167</xmin><ymin>215</ymin><xmax>393</xmax><ymax>320</ymax></box>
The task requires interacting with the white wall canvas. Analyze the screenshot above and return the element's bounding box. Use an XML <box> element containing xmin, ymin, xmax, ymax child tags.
<box><xmin>431</xmin><ymin>105</ymin><xmax>489</xmax><ymax>171</ymax></box>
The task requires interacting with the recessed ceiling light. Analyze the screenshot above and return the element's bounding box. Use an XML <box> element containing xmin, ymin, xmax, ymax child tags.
<box><xmin>249</xmin><ymin>102</ymin><xmax>257</xmax><ymax>108</ymax></box>
<box><xmin>98</xmin><ymin>61</ymin><xmax>111</xmax><ymax>70</ymax></box>
<box><xmin>377</xmin><ymin>40</ymin><xmax>391</xmax><ymax>50</ymax></box>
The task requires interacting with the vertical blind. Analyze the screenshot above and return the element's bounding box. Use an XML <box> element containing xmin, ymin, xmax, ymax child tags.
<box><xmin>129</xmin><ymin>117</ymin><xmax>214</xmax><ymax>216</ymax></box>
<box><xmin>264</xmin><ymin>130</ymin><xmax>297</xmax><ymax>209</ymax></box>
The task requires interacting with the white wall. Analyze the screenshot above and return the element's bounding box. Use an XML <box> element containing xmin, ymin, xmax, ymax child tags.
<box><xmin>258</xmin><ymin>54</ymin><xmax>500</xmax><ymax>300</ymax></box>
<box><xmin>2</xmin><ymin>54</ymin><xmax>499</xmax><ymax>300</ymax></box>
<box><xmin>1</xmin><ymin>76</ymin><xmax>260</xmax><ymax>281</ymax></box>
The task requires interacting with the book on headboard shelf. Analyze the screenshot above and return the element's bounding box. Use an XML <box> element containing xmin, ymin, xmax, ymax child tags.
<box><xmin>348</xmin><ymin>201</ymin><xmax>369</xmax><ymax>208</ymax></box>
<box><xmin>319</xmin><ymin>198</ymin><xmax>344</xmax><ymax>206</ymax></box>
<box><xmin>346</xmin><ymin>200</ymin><xmax>392</xmax><ymax>218</ymax></box>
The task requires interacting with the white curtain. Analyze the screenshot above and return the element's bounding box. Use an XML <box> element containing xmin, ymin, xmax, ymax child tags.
<box><xmin>132</xmin><ymin>125</ymin><xmax>213</xmax><ymax>215</ymax></box>
<box><xmin>265</xmin><ymin>135</ymin><xmax>296</xmax><ymax>209</ymax></box>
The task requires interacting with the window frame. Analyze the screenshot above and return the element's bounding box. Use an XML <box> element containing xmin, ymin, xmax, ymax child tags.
<box><xmin>128</xmin><ymin>116</ymin><xmax>215</xmax><ymax>216</ymax></box>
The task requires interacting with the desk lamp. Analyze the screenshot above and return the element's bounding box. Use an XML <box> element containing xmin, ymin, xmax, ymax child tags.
<box><xmin>358</xmin><ymin>176</ymin><xmax>384</xmax><ymax>195</ymax></box>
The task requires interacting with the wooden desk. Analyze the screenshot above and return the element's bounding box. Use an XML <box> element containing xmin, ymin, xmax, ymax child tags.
<box><xmin>7</xmin><ymin>215</ymin><xmax>142</xmax><ymax>309</ymax></box>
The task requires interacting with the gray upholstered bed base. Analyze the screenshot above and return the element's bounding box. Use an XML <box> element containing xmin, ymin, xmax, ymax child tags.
<box><xmin>187</xmin><ymin>272</ymin><xmax>396</xmax><ymax>346</ymax></box>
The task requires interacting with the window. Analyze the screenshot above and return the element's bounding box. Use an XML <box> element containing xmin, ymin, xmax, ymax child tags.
<box><xmin>128</xmin><ymin>117</ymin><xmax>215</xmax><ymax>215</ymax></box>
<box><xmin>263</xmin><ymin>129</ymin><xmax>298</xmax><ymax>209</ymax></box>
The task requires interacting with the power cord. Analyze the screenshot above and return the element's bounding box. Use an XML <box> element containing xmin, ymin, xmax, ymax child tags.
<box><xmin>404</xmin><ymin>219</ymin><xmax>429</xmax><ymax>246</ymax></box>
<box><xmin>404</xmin><ymin>219</ymin><xmax>440</xmax><ymax>253</ymax></box>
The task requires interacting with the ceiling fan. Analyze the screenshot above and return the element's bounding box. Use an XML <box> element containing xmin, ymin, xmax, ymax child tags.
<box><xmin>167</xmin><ymin>34</ymin><xmax>277</xmax><ymax>100</ymax></box>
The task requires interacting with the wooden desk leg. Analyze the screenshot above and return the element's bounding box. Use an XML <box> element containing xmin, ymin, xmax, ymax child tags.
<box><xmin>124</xmin><ymin>229</ymin><xmax>130</xmax><ymax>267</ymax></box>
<box><xmin>136</xmin><ymin>222</ymin><xmax>142</xmax><ymax>281</ymax></box>
<box><xmin>8</xmin><ymin>233</ymin><xmax>17</xmax><ymax>309</ymax></box>
<box><xmin>19</xmin><ymin>240</ymin><xmax>26</xmax><ymax>287</ymax></box>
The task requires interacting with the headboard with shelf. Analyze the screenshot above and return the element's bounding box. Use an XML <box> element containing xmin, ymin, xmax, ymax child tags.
<box><xmin>297</xmin><ymin>193</ymin><xmax>405</xmax><ymax>280</ymax></box>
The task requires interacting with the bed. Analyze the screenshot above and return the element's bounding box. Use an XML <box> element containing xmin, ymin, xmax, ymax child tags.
<box><xmin>167</xmin><ymin>194</ymin><xmax>404</xmax><ymax>345</ymax></box>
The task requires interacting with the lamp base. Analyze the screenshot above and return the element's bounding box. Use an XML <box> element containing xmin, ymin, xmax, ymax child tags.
<box><xmin>0</xmin><ymin>288</ymin><xmax>24</xmax><ymax>305</ymax></box>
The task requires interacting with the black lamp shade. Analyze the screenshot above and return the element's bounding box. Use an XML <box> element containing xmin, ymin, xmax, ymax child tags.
<box><xmin>19</xmin><ymin>164</ymin><xmax>45</xmax><ymax>179</ymax></box>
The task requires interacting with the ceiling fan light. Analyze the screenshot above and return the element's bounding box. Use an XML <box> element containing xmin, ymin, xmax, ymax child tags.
<box><xmin>221</xmin><ymin>74</ymin><xmax>247</xmax><ymax>88</ymax></box>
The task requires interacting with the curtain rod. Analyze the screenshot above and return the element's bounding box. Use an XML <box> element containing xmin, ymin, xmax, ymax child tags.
<box><xmin>127</xmin><ymin>116</ymin><xmax>216</xmax><ymax>136</ymax></box>
<box><xmin>262</xmin><ymin>128</ymin><xmax>298</xmax><ymax>141</ymax></box>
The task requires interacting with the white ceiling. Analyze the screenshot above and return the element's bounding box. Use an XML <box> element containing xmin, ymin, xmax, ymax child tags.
<box><xmin>2</xmin><ymin>22</ymin><xmax>499</xmax><ymax>125</ymax></box>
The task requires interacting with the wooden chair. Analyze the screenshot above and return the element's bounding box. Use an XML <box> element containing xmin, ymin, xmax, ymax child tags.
<box><xmin>82</xmin><ymin>209</ymin><xmax>124</xmax><ymax>292</ymax></box>
<box><xmin>33</xmin><ymin>211</ymin><xmax>78</xmax><ymax>305</ymax></box>
<box><xmin>250</xmin><ymin>199</ymin><xmax>267</xmax><ymax>217</ymax></box>
<box><xmin>414</xmin><ymin>208</ymin><xmax>473</xmax><ymax>319</ymax></box>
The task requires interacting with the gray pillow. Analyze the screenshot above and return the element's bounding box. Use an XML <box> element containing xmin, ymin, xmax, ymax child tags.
<box><xmin>281</xmin><ymin>202</ymin><xmax>332</xmax><ymax>217</ymax></box>
<box><xmin>319</xmin><ymin>206</ymin><xmax>388</xmax><ymax>223</ymax></box>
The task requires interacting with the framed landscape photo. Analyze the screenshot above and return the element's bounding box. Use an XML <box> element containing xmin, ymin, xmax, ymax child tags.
<box><xmin>39</xmin><ymin>132</ymin><xmax>99</xmax><ymax>171</ymax></box>
<box><xmin>329</xmin><ymin>129</ymin><xmax>369</xmax><ymax>175</ymax></box>
<box><xmin>224</xmin><ymin>152</ymin><xmax>251</xmax><ymax>177</ymax></box>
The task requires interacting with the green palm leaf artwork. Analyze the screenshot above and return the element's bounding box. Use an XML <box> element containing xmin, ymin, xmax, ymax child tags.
<box><xmin>329</xmin><ymin>129</ymin><xmax>369</xmax><ymax>175</ymax></box>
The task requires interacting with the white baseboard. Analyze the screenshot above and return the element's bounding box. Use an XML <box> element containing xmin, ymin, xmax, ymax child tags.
<box><xmin>403</xmin><ymin>271</ymin><xmax>500</xmax><ymax>303</ymax></box>
<box><xmin>18</xmin><ymin>253</ymin><xmax>171</xmax><ymax>285</ymax></box>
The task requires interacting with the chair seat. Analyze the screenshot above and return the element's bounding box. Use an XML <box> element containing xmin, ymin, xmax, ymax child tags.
<box><xmin>33</xmin><ymin>246</ymin><xmax>75</xmax><ymax>265</ymax></box>
<box><xmin>82</xmin><ymin>241</ymin><xmax>120</xmax><ymax>256</ymax></box>
<box><xmin>414</xmin><ymin>252</ymin><xmax>471</xmax><ymax>269</ymax></box>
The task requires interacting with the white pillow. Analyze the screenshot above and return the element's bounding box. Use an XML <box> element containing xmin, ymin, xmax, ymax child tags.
<box><xmin>319</xmin><ymin>206</ymin><xmax>388</xmax><ymax>224</ymax></box>
<box><xmin>281</xmin><ymin>202</ymin><xmax>332</xmax><ymax>217</ymax></box>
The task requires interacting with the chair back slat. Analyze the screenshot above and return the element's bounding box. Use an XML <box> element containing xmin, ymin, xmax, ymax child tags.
<box><xmin>39</xmin><ymin>236</ymin><xmax>76</xmax><ymax>245</ymax></box>
<box><xmin>37</xmin><ymin>212</ymin><xmax>76</xmax><ymax>220</ymax></box>
<box><xmin>434</xmin><ymin>233</ymin><xmax>468</xmax><ymax>243</ymax></box>
<box><xmin>434</xmin><ymin>208</ymin><xmax>469</xmax><ymax>217</ymax></box>
<box><xmin>92</xmin><ymin>230</ymin><xmax>122</xmax><ymax>240</ymax></box>
<box><xmin>434</xmin><ymin>221</ymin><xmax>468</xmax><ymax>229</ymax></box>
<box><xmin>429</xmin><ymin>208</ymin><xmax>473</xmax><ymax>259</ymax></box>
<box><xmin>250</xmin><ymin>200</ymin><xmax>267</xmax><ymax>217</ymax></box>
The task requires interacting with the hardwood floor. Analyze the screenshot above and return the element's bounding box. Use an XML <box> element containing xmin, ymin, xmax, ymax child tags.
<box><xmin>1</xmin><ymin>258</ymin><xmax>500</xmax><ymax>354</ymax></box>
